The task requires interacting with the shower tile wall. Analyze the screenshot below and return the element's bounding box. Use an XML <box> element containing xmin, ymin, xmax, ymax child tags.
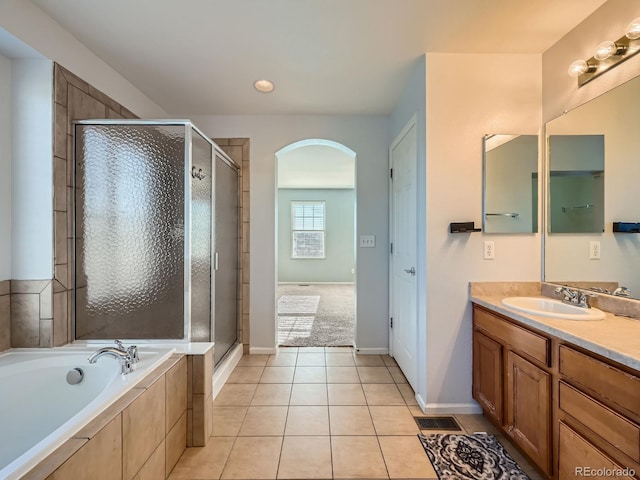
<box><xmin>0</xmin><ymin>281</ymin><xmax>10</xmax><ymax>351</ymax></box>
<box><xmin>214</xmin><ymin>138</ymin><xmax>250</xmax><ymax>353</ymax></box>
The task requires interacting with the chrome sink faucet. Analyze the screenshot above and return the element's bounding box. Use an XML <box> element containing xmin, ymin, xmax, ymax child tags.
<box><xmin>88</xmin><ymin>340</ymin><xmax>139</xmax><ymax>374</ymax></box>
<box><xmin>554</xmin><ymin>286</ymin><xmax>596</xmax><ymax>308</ymax></box>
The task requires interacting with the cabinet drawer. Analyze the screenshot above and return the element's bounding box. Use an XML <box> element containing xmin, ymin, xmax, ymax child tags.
<box><xmin>560</xmin><ymin>346</ymin><xmax>640</xmax><ymax>417</ymax></box>
<box><xmin>474</xmin><ymin>308</ymin><xmax>549</xmax><ymax>366</ymax></box>
<box><xmin>560</xmin><ymin>381</ymin><xmax>640</xmax><ymax>462</ymax></box>
<box><xmin>559</xmin><ymin>422</ymin><xmax>626</xmax><ymax>480</ymax></box>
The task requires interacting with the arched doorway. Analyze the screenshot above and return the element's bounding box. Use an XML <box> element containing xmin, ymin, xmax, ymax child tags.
<box><xmin>275</xmin><ymin>139</ymin><xmax>356</xmax><ymax>347</ymax></box>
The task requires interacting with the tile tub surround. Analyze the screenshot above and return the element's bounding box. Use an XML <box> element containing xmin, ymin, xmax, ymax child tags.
<box><xmin>9</xmin><ymin>280</ymin><xmax>53</xmax><ymax>348</ymax></box>
<box><xmin>21</xmin><ymin>354</ymin><xmax>188</xmax><ymax>480</ymax></box>
<box><xmin>470</xmin><ymin>292</ymin><xmax>640</xmax><ymax>370</ymax></box>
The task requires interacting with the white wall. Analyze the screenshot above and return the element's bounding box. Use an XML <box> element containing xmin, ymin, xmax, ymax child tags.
<box><xmin>0</xmin><ymin>1</ymin><xmax>167</xmax><ymax>118</ymax></box>
<box><xmin>190</xmin><ymin>114</ymin><xmax>390</xmax><ymax>352</ymax></box>
<box><xmin>0</xmin><ymin>53</ymin><xmax>11</xmax><ymax>281</ymax></box>
<box><xmin>11</xmin><ymin>59</ymin><xmax>54</xmax><ymax>279</ymax></box>
<box><xmin>424</xmin><ymin>53</ymin><xmax>542</xmax><ymax>411</ymax></box>
<box><xmin>389</xmin><ymin>56</ymin><xmax>428</xmax><ymax>405</ymax></box>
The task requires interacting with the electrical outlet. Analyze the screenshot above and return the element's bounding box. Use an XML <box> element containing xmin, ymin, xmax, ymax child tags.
<box><xmin>483</xmin><ymin>241</ymin><xmax>495</xmax><ymax>260</ymax></box>
<box><xmin>359</xmin><ymin>235</ymin><xmax>376</xmax><ymax>248</ymax></box>
<box><xmin>589</xmin><ymin>241</ymin><xmax>601</xmax><ymax>260</ymax></box>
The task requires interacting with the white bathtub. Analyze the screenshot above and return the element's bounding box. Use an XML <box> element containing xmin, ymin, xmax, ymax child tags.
<box><xmin>0</xmin><ymin>347</ymin><xmax>174</xmax><ymax>480</ymax></box>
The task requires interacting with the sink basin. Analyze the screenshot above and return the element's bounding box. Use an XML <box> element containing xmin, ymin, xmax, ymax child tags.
<box><xmin>501</xmin><ymin>297</ymin><xmax>605</xmax><ymax>321</ymax></box>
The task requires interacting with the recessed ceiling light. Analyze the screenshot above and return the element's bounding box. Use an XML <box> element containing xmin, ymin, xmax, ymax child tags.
<box><xmin>254</xmin><ymin>79</ymin><xmax>275</xmax><ymax>93</ymax></box>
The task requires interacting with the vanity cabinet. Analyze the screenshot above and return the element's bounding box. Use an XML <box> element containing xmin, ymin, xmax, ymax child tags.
<box><xmin>472</xmin><ymin>303</ymin><xmax>640</xmax><ymax>480</ymax></box>
<box><xmin>472</xmin><ymin>306</ymin><xmax>551</xmax><ymax>476</ymax></box>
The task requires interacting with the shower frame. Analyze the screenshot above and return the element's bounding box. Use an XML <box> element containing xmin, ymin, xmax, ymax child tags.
<box><xmin>72</xmin><ymin>119</ymin><xmax>240</xmax><ymax>344</ymax></box>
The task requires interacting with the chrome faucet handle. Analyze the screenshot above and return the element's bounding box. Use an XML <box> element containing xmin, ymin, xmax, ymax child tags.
<box><xmin>613</xmin><ymin>286</ymin><xmax>631</xmax><ymax>297</ymax></box>
<box><xmin>578</xmin><ymin>292</ymin><xmax>597</xmax><ymax>308</ymax></box>
<box><xmin>114</xmin><ymin>339</ymin><xmax>126</xmax><ymax>351</ymax></box>
<box><xmin>127</xmin><ymin>345</ymin><xmax>139</xmax><ymax>363</ymax></box>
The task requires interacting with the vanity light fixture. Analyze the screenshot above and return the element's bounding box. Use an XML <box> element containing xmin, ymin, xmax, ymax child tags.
<box><xmin>568</xmin><ymin>17</ymin><xmax>640</xmax><ymax>87</ymax></box>
<box><xmin>253</xmin><ymin>79</ymin><xmax>275</xmax><ymax>93</ymax></box>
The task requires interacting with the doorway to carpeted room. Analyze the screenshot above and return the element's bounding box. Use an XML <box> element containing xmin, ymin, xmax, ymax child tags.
<box><xmin>277</xmin><ymin>283</ymin><xmax>354</xmax><ymax>347</ymax></box>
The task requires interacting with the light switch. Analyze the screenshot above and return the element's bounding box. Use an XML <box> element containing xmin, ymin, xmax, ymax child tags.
<box><xmin>359</xmin><ymin>235</ymin><xmax>376</xmax><ymax>248</ymax></box>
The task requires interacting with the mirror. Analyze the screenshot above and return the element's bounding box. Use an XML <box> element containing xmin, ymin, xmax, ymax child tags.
<box><xmin>483</xmin><ymin>135</ymin><xmax>538</xmax><ymax>233</ymax></box>
<box><xmin>545</xmin><ymin>74</ymin><xmax>640</xmax><ymax>300</ymax></box>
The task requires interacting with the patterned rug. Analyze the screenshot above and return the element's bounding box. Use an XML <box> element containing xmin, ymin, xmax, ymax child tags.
<box><xmin>418</xmin><ymin>433</ymin><xmax>529</xmax><ymax>480</ymax></box>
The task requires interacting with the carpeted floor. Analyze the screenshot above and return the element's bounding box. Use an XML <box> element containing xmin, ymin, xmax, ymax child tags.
<box><xmin>277</xmin><ymin>283</ymin><xmax>355</xmax><ymax>347</ymax></box>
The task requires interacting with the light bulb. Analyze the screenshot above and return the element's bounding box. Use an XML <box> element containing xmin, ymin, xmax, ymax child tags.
<box><xmin>568</xmin><ymin>59</ymin><xmax>589</xmax><ymax>77</ymax></box>
<box><xmin>254</xmin><ymin>79</ymin><xmax>275</xmax><ymax>93</ymax></box>
<box><xmin>594</xmin><ymin>40</ymin><xmax>617</xmax><ymax>60</ymax></box>
<box><xmin>626</xmin><ymin>17</ymin><xmax>640</xmax><ymax>40</ymax></box>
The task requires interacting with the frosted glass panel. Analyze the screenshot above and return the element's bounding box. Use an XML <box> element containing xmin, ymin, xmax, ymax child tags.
<box><xmin>75</xmin><ymin>125</ymin><xmax>186</xmax><ymax>339</ymax></box>
<box><xmin>190</xmin><ymin>130</ymin><xmax>213</xmax><ymax>341</ymax></box>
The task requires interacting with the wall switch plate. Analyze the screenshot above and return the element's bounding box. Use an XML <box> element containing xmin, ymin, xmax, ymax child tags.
<box><xmin>359</xmin><ymin>235</ymin><xmax>376</xmax><ymax>248</ymax></box>
<box><xmin>483</xmin><ymin>241</ymin><xmax>495</xmax><ymax>260</ymax></box>
<box><xmin>589</xmin><ymin>241</ymin><xmax>601</xmax><ymax>260</ymax></box>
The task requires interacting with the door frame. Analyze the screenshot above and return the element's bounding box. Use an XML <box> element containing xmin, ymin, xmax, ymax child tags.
<box><xmin>388</xmin><ymin>113</ymin><xmax>418</xmax><ymax>365</ymax></box>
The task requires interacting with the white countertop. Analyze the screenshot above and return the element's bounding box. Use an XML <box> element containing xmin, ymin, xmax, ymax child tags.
<box><xmin>471</xmin><ymin>295</ymin><xmax>640</xmax><ymax>371</ymax></box>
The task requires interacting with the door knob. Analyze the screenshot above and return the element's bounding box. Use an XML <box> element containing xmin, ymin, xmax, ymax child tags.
<box><xmin>404</xmin><ymin>267</ymin><xmax>416</xmax><ymax>275</ymax></box>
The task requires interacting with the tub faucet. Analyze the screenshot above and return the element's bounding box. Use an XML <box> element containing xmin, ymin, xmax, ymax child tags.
<box><xmin>88</xmin><ymin>345</ymin><xmax>134</xmax><ymax>374</ymax></box>
<box><xmin>115</xmin><ymin>339</ymin><xmax>139</xmax><ymax>364</ymax></box>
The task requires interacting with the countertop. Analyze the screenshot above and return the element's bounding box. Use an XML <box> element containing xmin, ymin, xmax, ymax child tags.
<box><xmin>471</xmin><ymin>295</ymin><xmax>640</xmax><ymax>371</ymax></box>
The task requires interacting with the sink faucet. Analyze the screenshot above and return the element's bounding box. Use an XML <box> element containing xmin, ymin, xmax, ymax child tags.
<box><xmin>613</xmin><ymin>286</ymin><xmax>631</xmax><ymax>297</ymax></box>
<box><xmin>88</xmin><ymin>340</ymin><xmax>138</xmax><ymax>374</ymax></box>
<box><xmin>554</xmin><ymin>286</ymin><xmax>579</xmax><ymax>304</ymax></box>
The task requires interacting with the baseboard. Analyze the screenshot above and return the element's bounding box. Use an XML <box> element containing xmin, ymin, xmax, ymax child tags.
<box><xmin>422</xmin><ymin>402</ymin><xmax>483</xmax><ymax>415</ymax></box>
<box><xmin>354</xmin><ymin>347</ymin><xmax>388</xmax><ymax>355</ymax></box>
<box><xmin>212</xmin><ymin>343</ymin><xmax>243</xmax><ymax>400</ymax></box>
<box><xmin>250</xmin><ymin>346</ymin><xmax>278</xmax><ymax>355</ymax></box>
<box><xmin>415</xmin><ymin>392</ymin><xmax>427</xmax><ymax>413</ymax></box>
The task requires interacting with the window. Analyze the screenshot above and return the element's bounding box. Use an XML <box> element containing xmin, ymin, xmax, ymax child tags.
<box><xmin>291</xmin><ymin>201</ymin><xmax>325</xmax><ymax>258</ymax></box>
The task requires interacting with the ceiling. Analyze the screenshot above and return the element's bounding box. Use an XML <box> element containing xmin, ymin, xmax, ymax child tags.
<box><xmin>32</xmin><ymin>0</ymin><xmax>607</xmax><ymax>115</ymax></box>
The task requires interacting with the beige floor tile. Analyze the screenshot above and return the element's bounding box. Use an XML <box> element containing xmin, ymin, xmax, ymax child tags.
<box><xmin>369</xmin><ymin>406</ymin><xmax>421</xmax><ymax>435</ymax></box>
<box><xmin>362</xmin><ymin>384</ymin><xmax>405</xmax><ymax>405</ymax></box>
<box><xmin>211</xmin><ymin>406</ymin><xmax>248</xmax><ymax>436</ymax></box>
<box><xmin>354</xmin><ymin>354</ymin><xmax>385</xmax><ymax>366</ymax></box>
<box><xmin>169</xmin><ymin>437</ymin><xmax>234</xmax><ymax>480</ymax></box>
<box><xmin>325</xmin><ymin>346</ymin><xmax>353</xmax><ymax>353</ymax></box>
<box><xmin>220</xmin><ymin>436</ymin><xmax>283</xmax><ymax>479</ymax></box>
<box><xmin>381</xmin><ymin>355</ymin><xmax>398</xmax><ymax>367</ymax></box>
<box><xmin>378</xmin><ymin>435</ymin><xmax>437</xmax><ymax>479</ymax></box>
<box><xmin>290</xmin><ymin>383</ymin><xmax>328</xmax><ymax>405</ymax></box>
<box><xmin>408</xmin><ymin>405</ymin><xmax>425</xmax><ymax>417</ymax></box>
<box><xmin>293</xmin><ymin>366</ymin><xmax>327</xmax><ymax>383</ymax></box>
<box><xmin>357</xmin><ymin>366</ymin><xmax>394</xmax><ymax>383</ymax></box>
<box><xmin>398</xmin><ymin>384</ymin><xmax>419</xmax><ymax>405</ymax></box>
<box><xmin>297</xmin><ymin>347</ymin><xmax>325</xmax><ymax>353</ymax></box>
<box><xmin>267</xmin><ymin>353</ymin><xmax>298</xmax><ymax>366</ymax></box>
<box><xmin>277</xmin><ymin>436</ymin><xmax>332</xmax><ymax>479</ymax></box>
<box><xmin>227</xmin><ymin>366</ymin><xmax>264</xmax><ymax>383</ymax></box>
<box><xmin>238</xmin><ymin>406</ymin><xmax>288</xmax><ymax>436</ymax></box>
<box><xmin>326</xmin><ymin>366</ymin><xmax>360</xmax><ymax>383</ymax></box>
<box><xmin>213</xmin><ymin>384</ymin><xmax>257</xmax><ymax>406</ymax></box>
<box><xmin>296</xmin><ymin>352</ymin><xmax>326</xmax><ymax>366</ymax></box>
<box><xmin>260</xmin><ymin>366</ymin><xmax>295</xmax><ymax>383</ymax></box>
<box><xmin>387</xmin><ymin>366</ymin><xmax>408</xmax><ymax>384</ymax></box>
<box><xmin>237</xmin><ymin>354</ymin><xmax>269</xmax><ymax>367</ymax></box>
<box><xmin>251</xmin><ymin>383</ymin><xmax>292</xmax><ymax>406</ymax></box>
<box><xmin>331</xmin><ymin>436</ymin><xmax>388</xmax><ymax>479</ymax></box>
<box><xmin>455</xmin><ymin>414</ymin><xmax>501</xmax><ymax>435</ymax></box>
<box><xmin>325</xmin><ymin>352</ymin><xmax>356</xmax><ymax>366</ymax></box>
<box><xmin>285</xmin><ymin>406</ymin><xmax>329</xmax><ymax>435</ymax></box>
<box><xmin>329</xmin><ymin>405</ymin><xmax>375</xmax><ymax>435</ymax></box>
<box><xmin>327</xmin><ymin>384</ymin><xmax>367</xmax><ymax>405</ymax></box>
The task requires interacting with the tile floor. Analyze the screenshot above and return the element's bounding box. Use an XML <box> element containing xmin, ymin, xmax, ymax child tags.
<box><xmin>170</xmin><ymin>347</ymin><xmax>542</xmax><ymax>480</ymax></box>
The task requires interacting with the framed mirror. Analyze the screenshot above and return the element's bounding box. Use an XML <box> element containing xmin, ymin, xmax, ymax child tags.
<box><xmin>544</xmin><ymin>74</ymin><xmax>640</xmax><ymax>300</ymax></box>
<box><xmin>483</xmin><ymin>134</ymin><xmax>538</xmax><ymax>233</ymax></box>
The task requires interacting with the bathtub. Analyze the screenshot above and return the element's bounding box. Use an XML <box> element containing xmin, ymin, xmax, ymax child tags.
<box><xmin>0</xmin><ymin>346</ymin><xmax>174</xmax><ymax>480</ymax></box>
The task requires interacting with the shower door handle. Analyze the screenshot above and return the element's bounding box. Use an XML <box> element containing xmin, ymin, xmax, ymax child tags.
<box><xmin>214</xmin><ymin>252</ymin><xmax>219</xmax><ymax>270</ymax></box>
<box><xmin>404</xmin><ymin>267</ymin><xmax>416</xmax><ymax>276</ymax></box>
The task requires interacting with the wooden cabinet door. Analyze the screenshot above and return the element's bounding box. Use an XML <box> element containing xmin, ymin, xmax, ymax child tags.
<box><xmin>473</xmin><ymin>330</ymin><xmax>503</xmax><ymax>423</ymax></box>
<box><xmin>506</xmin><ymin>351</ymin><xmax>551</xmax><ymax>475</ymax></box>
<box><xmin>559</xmin><ymin>422</ymin><xmax>625</xmax><ymax>479</ymax></box>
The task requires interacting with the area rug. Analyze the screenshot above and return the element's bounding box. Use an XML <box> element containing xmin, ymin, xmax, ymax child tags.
<box><xmin>277</xmin><ymin>284</ymin><xmax>354</xmax><ymax>347</ymax></box>
<box><xmin>418</xmin><ymin>433</ymin><xmax>529</xmax><ymax>480</ymax></box>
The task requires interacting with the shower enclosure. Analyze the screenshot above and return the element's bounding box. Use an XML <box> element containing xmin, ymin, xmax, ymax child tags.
<box><xmin>74</xmin><ymin>121</ymin><xmax>239</xmax><ymax>358</ymax></box>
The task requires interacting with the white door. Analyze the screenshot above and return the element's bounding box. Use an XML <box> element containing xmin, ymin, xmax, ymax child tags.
<box><xmin>389</xmin><ymin>117</ymin><xmax>418</xmax><ymax>390</ymax></box>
